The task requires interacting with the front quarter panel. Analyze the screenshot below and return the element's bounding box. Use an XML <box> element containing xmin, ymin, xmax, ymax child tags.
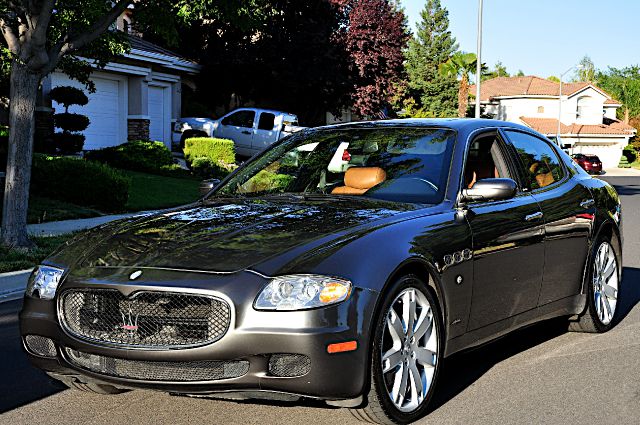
<box><xmin>272</xmin><ymin>208</ymin><xmax>474</xmax><ymax>346</ymax></box>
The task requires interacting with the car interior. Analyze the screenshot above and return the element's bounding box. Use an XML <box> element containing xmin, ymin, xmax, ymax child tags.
<box><xmin>463</xmin><ymin>134</ymin><xmax>510</xmax><ymax>189</ymax></box>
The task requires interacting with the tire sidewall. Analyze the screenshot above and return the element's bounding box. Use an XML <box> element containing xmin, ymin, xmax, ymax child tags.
<box><xmin>370</xmin><ymin>274</ymin><xmax>443</xmax><ymax>424</ymax></box>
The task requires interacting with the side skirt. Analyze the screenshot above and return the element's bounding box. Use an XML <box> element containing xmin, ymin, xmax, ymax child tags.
<box><xmin>444</xmin><ymin>294</ymin><xmax>586</xmax><ymax>357</ymax></box>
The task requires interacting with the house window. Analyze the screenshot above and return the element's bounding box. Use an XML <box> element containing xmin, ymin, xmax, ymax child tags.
<box><xmin>576</xmin><ymin>96</ymin><xmax>594</xmax><ymax>120</ymax></box>
<box><xmin>537</xmin><ymin>106</ymin><xmax>544</xmax><ymax>114</ymax></box>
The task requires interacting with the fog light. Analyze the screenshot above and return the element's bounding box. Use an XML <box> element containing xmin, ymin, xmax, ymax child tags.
<box><xmin>24</xmin><ymin>335</ymin><xmax>57</xmax><ymax>357</ymax></box>
<box><xmin>268</xmin><ymin>354</ymin><xmax>311</xmax><ymax>377</ymax></box>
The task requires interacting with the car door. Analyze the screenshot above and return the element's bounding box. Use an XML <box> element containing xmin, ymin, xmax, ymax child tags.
<box><xmin>502</xmin><ymin>130</ymin><xmax>593</xmax><ymax>305</ymax></box>
<box><xmin>216</xmin><ymin>110</ymin><xmax>256</xmax><ymax>156</ymax></box>
<box><xmin>252</xmin><ymin>112</ymin><xmax>277</xmax><ymax>153</ymax></box>
<box><xmin>463</xmin><ymin>130</ymin><xmax>545</xmax><ymax>331</ymax></box>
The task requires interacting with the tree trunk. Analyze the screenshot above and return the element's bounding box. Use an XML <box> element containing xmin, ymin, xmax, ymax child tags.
<box><xmin>458</xmin><ymin>74</ymin><xmax>469</xmax><ymax>118</ymax></box>
<box><xmin>624</xmin><ymin>107</ymin><xmax>629</xmax><ymax>125</ymax></box>
<box><xmin>1</xmin><ymin>61</ymin><xmax>41</xmax><ymax>248</ymax></box>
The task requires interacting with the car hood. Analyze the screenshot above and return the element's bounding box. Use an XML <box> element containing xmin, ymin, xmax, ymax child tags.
<box><xmin>76</xmin><ymin>197</ymin><xmax>417</xmax><ymax>273</ymax></box>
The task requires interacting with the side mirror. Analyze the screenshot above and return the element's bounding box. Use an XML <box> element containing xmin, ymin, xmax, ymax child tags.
<box><xmin>200</xmin><ymin>179</ymin><xmax>221</xmax><ymax>196</ymax></box>
<box><xmin>462</xmin><ymin>178</ymin><xmax>517</xmax><ymax>202</ymax></box>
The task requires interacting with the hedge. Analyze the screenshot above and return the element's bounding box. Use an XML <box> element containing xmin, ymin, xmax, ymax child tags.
<box><xmin>31</xmin><ymin>154</ymin><xmax>130</xmax><ymax>212</ymax></box>
<box><xmin>623</xmin><ymin>145</ymin><xmax>638</xmax><ymax>163</ymax></box>
<box><xmin>85</xmin><ymin>140</ymin><xmax>174</xmax><ymax>173</ymax></box>
<box><xmin>184</xmin><ymin>137</ymin><xmax>235</xmax><ymax>166</ymax></box>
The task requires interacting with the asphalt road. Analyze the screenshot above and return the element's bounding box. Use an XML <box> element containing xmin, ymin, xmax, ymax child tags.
<box><xmin>1</xmin><ymin>176</ymin><xmax>639</xmax><ymax>425</ymax></box>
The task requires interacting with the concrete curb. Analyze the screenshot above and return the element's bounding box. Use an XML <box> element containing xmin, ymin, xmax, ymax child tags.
<box><xmin>0</xmin><ymin>268</ymin><xmax>32</xmax><ymax>303</ymax></box>
<box><xmin>27</xmin><ymin>210</ymin><xmax>157</xmax><ymax>237</ymax></box>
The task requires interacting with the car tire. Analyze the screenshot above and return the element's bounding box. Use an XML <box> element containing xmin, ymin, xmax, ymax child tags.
<box><xmin>569</xmin><ymin>235</ymin><xmax>620</xmax><ymax>333</ymax></box>
<box><xmin>350</xmin><ymin>274</ymin><xmax>442</xmax><ymax>424</ymax></box>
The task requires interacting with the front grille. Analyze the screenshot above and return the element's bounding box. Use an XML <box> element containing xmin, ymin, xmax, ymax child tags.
<box><xmin>59</xmin><ymin>289</ymin><xmax>231</xmax><ymax>348</ymax></box>
<box><xmin>65</xmin><ymin>348</ymin><xmax>249</xmax><ymax>382</ymax></box>
<box><xmin>268</xmin><ymin>354</ymin><xmax>311</xmax><ymax>377</ymax></box>
<box><xmin>25</xmin><ymin>335</ymin><xmax>57</xmax><ymax>357</ymax></box>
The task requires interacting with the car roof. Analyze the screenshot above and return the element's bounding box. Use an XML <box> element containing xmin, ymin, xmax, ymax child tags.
<box><xmin>311</xmin><ymin>118</ymin><xmax>536</xmax><ymax>134</ymax></box>
<box><xmin>232</xmin><ymin>107</ymin><xmax>297</xmax><ymax>117</ymax></box>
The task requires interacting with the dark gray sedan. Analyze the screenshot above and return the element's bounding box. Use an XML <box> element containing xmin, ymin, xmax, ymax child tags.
<box><xmin>21</xmin><ymin>119</ymin><xmax>622</xmax><ymax>424</ymax></box>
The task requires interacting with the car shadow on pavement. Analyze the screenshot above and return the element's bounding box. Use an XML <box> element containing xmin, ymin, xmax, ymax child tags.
<box><xmin>427</xmin><ymin>265</ymin><xmax>640</xmax><ymax>414</ymax></box>
<box><xmin>0</xmin><ymin>298</ymin><xmax>66</xmax><ymax>414</ymax></box>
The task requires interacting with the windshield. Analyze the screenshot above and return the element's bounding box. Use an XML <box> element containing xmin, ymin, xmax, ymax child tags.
<box><xmin>211</xmin><ymin>127</ymin><xmax>457</xmax><ymax>204</ymax></box>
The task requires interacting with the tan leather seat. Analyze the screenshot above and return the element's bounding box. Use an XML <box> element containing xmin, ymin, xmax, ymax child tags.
<box><xmin>530</xmin><ymin>163</ymin><xmax>555</xmax><ymax>188</ymax></box>
<box><xmin>332</xmin><ymin>167</ymin><xmax>387</xmax><ymax>195</ymax></box>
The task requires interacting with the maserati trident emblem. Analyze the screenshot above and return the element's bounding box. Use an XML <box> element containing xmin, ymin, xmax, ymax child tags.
<box><xmin>121</xmin><ymin>305</ymin><xmax>139</xmax><ymax>331</ymax></box>
<box><xmin>129</xmin><ymin>270</ymin><xmax>143</xmax><ymax>280</ymax></box>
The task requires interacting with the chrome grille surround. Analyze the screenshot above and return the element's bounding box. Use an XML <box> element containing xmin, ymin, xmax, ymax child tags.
<box><xmin>58</xmin><ymin>289</ymin><xmax>231</xmax><ymax>349</ymax></box>
<box><xmin>65</xmin><ymin>348</ymin><xmax>249</xmax><ymax>382</ymax></box>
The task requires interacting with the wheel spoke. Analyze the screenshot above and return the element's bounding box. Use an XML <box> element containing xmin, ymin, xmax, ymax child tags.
<box><xmin>402</xmin><ymin>291</ymin><xmax>416</xmax><ymax>336</ymax></box>
<box><xmin>387</xmin><ymin>309</ymin><xmax>405</xmax><ymax>341</ymax></box>
<box><xmin>382</xmin><ymin>348</ymin><xmax>403</xmax><ymax>373</ymax></box>
<box><xmin>414</xmin><ymin>347</ymin><xmax>436</xmax><ymax>367</ymax></box>
<box><xmin>409</xmin><ymin>361</ymin><xmax>424</xmax><ymax>401</ymax></box>
<box><xmin>602</xmin><ymin>292</ymin><xmax>613</xmax><ymax>322</ymax></box>
<box><xmin>602</xmin><ymin>257</ymin><xmax>616</xmax><ymax>281</ymax></box>
<box><xmin>603</xmin><ymin>284</ymin><xmax>618</xmax><ymax>300</ymax></box>
<box><xmin>391</xmin><ymin>363</ymin><xmax>409</xmax><ymax>405</ymax></box>
<box><xmin>413</xmin><ymin>309</ymin><xmax>433</xmax><ymax>341</ymax></box>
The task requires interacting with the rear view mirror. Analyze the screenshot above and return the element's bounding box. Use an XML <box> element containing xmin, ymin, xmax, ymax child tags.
<box><xmin>462</xmin><ymin>178</ymin><xmax>517</xmax><ymax>202</ymax></box>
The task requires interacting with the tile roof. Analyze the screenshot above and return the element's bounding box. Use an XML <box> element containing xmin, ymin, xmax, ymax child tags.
<box><xmin>520</xmin><ymin>117</ymin><xmax>637</xmax><ymax>136</ymax></box>
<box><xmin>469</xmin><ymin>76</ymin><xmax>620</xmax><ymax>103</ymax></box>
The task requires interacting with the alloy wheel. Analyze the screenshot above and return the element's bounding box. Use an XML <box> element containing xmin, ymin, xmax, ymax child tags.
<box><xmin>592</xmin><ymin>241</ymin><xmax>618</xmax><ymax>325</ymax></box>
<box><xmin>381</xmin><ymin>287</ymin><xmax>438</xmax><ymax>413</ymax></box>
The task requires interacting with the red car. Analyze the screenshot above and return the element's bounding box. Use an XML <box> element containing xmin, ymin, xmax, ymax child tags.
<box><xmin>572</xmin><ymin>153</ymin><xmax>603</xmax><ymax>174</ymax></box>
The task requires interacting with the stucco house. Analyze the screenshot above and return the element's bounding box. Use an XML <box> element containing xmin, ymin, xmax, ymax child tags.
<box><xmin>36</xmin><ymin>14</ymin><xmax>200</xmax><ymax>151</ymax></box>
<box><xmin>471</xmin><ymin>76</ymin><xmax>636</xmax><ymax>168</ymax></box>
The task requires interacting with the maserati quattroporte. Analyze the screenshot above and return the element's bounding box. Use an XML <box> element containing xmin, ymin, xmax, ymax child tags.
<box><xmin>21</xmin><ymin>119</ymin><xmax>622</xmax><ymax>424</ymax></box>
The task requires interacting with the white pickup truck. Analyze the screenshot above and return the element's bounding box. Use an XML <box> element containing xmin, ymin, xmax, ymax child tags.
<box><xmin>173</xmin><ymin>108</ymin><xmax>304</xmax><ymax>157</ymax></box>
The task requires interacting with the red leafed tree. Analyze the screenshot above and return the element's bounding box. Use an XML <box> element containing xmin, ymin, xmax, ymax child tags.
<box><xmin>343</xmin><ymin>0</ymin><xmax>409</xmax><ymax>117</ymax></box>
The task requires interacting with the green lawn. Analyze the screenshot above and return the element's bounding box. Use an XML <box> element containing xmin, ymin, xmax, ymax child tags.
<box><xmin>123</xmin><ymin>170</ymin><xmax>201</xmax><ymax>211</ymax></box>
<box><xmin>631</xmin><ymin>160</ymin><xmax>640</xmax><ymax>170</ymax></box>
<box><xmin>28</xmin><ymin>196</ymin><xmax>103</xmax><ymax>223</ymax></box>
<box><xmin>0</xmin><ymin>233</ymin><xmax>73</xmax><ymax>273</ymax></box>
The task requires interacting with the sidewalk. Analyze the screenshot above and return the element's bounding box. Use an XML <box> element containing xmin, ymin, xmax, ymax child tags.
<box><xmin>27</xmin><ymin>210</ymin><xmax>156</xmax><ymax>237</ymax></box>
<box><xmin>0</xmin><ymin>269</ymin><xmax>32</xmax><ymax>302</ymax></box>
<box><xmin>601</xmin><ymin>167</ymin><xmax>640</xmax><ymax>177</ymax></box>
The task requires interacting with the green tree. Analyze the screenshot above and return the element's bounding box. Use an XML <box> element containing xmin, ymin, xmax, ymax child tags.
<box><xmin>516</xmin><ymin>69</ymin><xmax>525</xmax><ymax>77</ymax></box>
<box><xmin>482</xmin><ymin>61</ymin><xmax>509</xmax><ymax>80</ymax></box>
<box><xmin>596</xmin><ymin>66</ymin><xmax>640</xmax><ymax>124</ymax></box>
<box><xmin>439</xmin><ymin>52</ymin><xmax>477</xmax><ymax>117</ymax></box>
<box><xmin>575</xmin><ymin>55</ymin><xmax>596</xmax><ymax>82</ymax></box>
<box><xmin>0</xmin><ymin>0</ymin><xmax>231</xmax><ymax>247</ymax></box>
<box><xmin>404</xmin><ymin>0</ymin><xmax>458</xmax><ymax>117</ymax></box>
<box><xmin>547</xmin><ymin>75</ymin><xmax>560</xmax><ymax>83</ymax></box>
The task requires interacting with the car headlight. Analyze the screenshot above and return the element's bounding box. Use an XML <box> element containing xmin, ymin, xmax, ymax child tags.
<box><xmin>254</xmin><ymin>275</ymin><xmax>352</xmax><ymax>311</ymax></box>
<box><xmin>25</xmin><ymin>266</ymin><xmax>65</xmax><ymax>300</ymax></box>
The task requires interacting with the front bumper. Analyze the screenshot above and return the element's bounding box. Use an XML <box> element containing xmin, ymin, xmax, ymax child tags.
<box><xmin>19</xmin><ymin>268</ymin><xmax>378</xmax><ymax>401</ymax></box>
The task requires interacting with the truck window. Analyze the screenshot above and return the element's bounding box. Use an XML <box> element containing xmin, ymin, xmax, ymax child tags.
<box><xmin>222</xmin><ymin>110</ymin><xmax>256</xmax><ymax>128</ymax></box>
<box><xmin>258</xmin><ymin>113</ymin><xmax>276</xmax><ymax>131</ymax></box>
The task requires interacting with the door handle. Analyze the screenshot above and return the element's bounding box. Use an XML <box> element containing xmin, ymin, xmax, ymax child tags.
<box><xmin>525</xmin><ymin>211</ymin><xmax>544</xmax><ymax>222</ymax></box>
<box><xmin>580</xmin><ymin>199</ymin><xmax>595</xmax><ymax>209</ymax></box>
<box><xmin>241</xmin><ymin>130</ymin><xmax>252</xmax><ymax>135</ymax></box>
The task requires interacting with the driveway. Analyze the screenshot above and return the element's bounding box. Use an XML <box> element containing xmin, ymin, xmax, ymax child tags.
<box><xmin>1</xmin><ymin>176</ymin><xmax>639</xmax><ymax>424</ymax></box>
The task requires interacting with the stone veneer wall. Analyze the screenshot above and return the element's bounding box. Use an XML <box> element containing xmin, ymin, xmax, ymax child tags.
<box><xmin>128</xmin><ymin>118</ymin><xmax>150</xmax><ymax>141</ymax></box>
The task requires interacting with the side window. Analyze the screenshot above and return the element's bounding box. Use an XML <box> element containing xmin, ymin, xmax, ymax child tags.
<box><xmin>221</xmin><ymin>110</ymin><xmax>256</xmax><ymax>128</ymax></box>
<box><xmin>258</xmin><ymin>112</ymin><xmax>276</xmax><ymax>131</ymax></box>
<box><xmin>463</xmin><ymin>133</ymin><xmax>513</xmax><ymax>190</ymax></box>
<box><xmin>505</xmin><ymin>131</ymin><xmax>564</xmax><ymax>191</ymax></box>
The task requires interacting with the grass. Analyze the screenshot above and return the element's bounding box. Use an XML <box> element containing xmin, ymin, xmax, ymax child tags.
<box><xmin>631</xmin><ymin>160</ymin><xmax>640</xmax><ymax>170</ymax></box>
<box><xmin>123</xmin><ymin>170</ymin><xmax>201</xmax><ymax>211</ymax></box>
<box><xmin>27</xmin><ymin>196</ymin><xmax>102</xmax><ymax>224</ymax></box>
<box><xmin>0</xmin><ymin>233</ymin><xmax>74</xmax><ymax>273</ymax></box>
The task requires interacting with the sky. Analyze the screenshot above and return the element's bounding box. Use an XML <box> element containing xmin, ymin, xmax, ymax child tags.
<box><xmin>400</xmin><ymin>0</ymin><xmax>640</xmax><ymax>79</ymax></box>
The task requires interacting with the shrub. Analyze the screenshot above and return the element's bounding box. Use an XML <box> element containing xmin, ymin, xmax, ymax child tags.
<box><xmin>623</xmin><ymin>145</ymin><xmax>638</xmax><ymax>163</ymax></box>
<box><xmin>50</xmin><ymin>86</ymin><xmax>89</xmax><ymax>153</ymax></box>
<box><xmin>0</xmin><ymin>125</ymin><xmax>8</xmax><ymax>138</ymax></box>
<box><xmin>190</xmin><ymin>157</ymin><xmax>237</xmax><ymax>179</ymax></box>
<box><xmin>184</xmin><ymin>137</ymin><xmax>235</xmax><ymax>166</ymax></box>
<box><xmin>85</xmin><ymin>140</ymin><xmax>174</xmax><ymax>173</ymax></box>
<box><xmin>31</xmin><ymin>154</ymin><xmax>130</xmax><ymax>212</ymax></box>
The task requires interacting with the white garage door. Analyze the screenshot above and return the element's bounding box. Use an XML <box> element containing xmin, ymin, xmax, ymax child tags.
<box><xmin>148</xmin><ymin>86</ymin><xmax>168</xmax><ymax>145</ymax></box>
<box><xmin>574</xmin><ymin>144</ymin><xmax>623</xmax><ymax>169</ymax></box>
<box><xmin>51</xmin><ymin>73</ymin><xmax>124</xmax><ymax>150</ymax></box>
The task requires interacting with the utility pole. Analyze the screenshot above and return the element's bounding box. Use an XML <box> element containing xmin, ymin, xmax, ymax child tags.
<box><xmin>475</xmin><ymin>0</ymin><xmax>483</xmax><ymax>118</ymax></box>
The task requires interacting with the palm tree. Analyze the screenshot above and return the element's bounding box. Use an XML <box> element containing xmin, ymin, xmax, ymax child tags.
<box><xmin>439</xmin><ymin>52</ymin><xmax>478</xmax><ymax>118</ymax></box>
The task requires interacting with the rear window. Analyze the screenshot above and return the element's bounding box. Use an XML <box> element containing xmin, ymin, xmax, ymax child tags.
<box><xmin>586</xmin><ymin>155</ymin><xmax>600</xmax><ymax>161</ymax></box>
